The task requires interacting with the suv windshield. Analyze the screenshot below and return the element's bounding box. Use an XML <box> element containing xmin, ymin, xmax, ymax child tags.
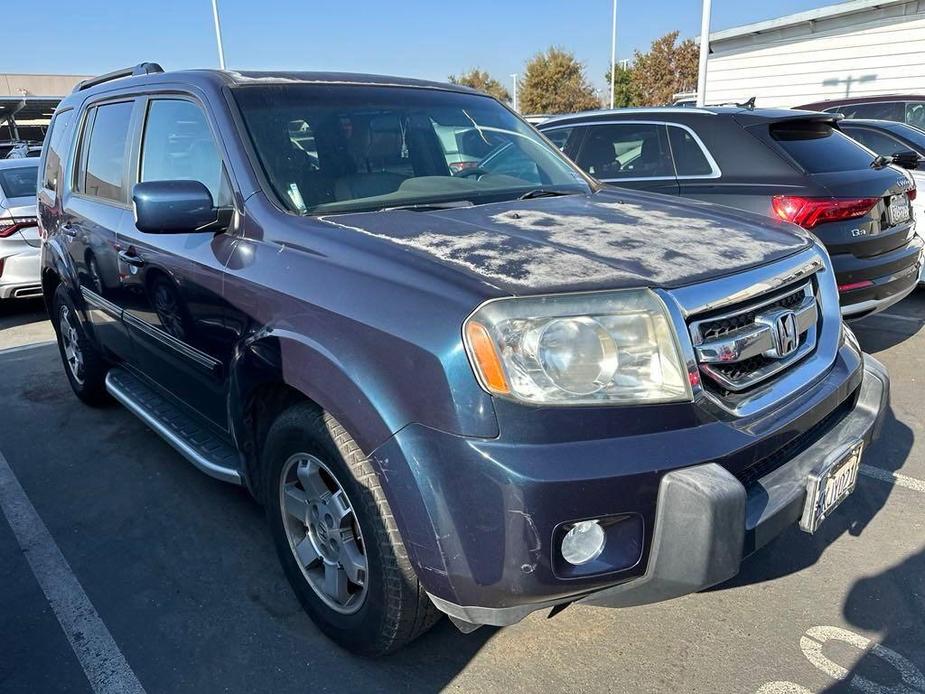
<box><xmin>232</xmin><ymin>84</ymin><xmax>591</xmax><ymax>215</ymax></box>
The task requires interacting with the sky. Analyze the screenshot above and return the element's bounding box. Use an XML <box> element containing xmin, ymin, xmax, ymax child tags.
<box><xmin>11</xmin><ymin>0</ymin><xmax>838</xmax><ymax>94</ymax></box>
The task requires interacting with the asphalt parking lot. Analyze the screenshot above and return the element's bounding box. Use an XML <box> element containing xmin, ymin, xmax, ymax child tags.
<box><xmin>1</xmin><ymin>293</ymin><xmax>924</xmax><ymax>694</ymax></box>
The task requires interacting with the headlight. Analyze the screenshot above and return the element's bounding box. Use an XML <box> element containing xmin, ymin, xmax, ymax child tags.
<box><xmin>463</xmin><ymin>289</ymin><xmax>691</xmax><ymax>405</ymax></box>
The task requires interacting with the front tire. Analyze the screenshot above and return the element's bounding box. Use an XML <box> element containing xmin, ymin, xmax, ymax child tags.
<box><xmin>264</xmin><ymin>403</ymin><xmax>440</xmax><ymax>655</ymax></box>
<box><xmin>52</xmin><ymin>284</ymin><xmax>110</xmax><ymax>405</ymax></box>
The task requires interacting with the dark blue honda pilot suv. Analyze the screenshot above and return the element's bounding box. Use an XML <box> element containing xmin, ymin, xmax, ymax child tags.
<box><xmin>38</xmin><ymin>64</ymin><xmax>889</xmax><ymax>654</ymax></box>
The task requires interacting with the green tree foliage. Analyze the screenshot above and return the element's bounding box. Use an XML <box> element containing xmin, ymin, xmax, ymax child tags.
<box><xmin>603</xmin><ymin>64</ymin><xmax>639</xmax><ymax>108</ymax></box>
<box><xmin>448</xmin><ymin>68</ymin><xmax>511</xmax><ymax>103</ymax></box>
<box><xmin>630</xmin><ymin>31</ymin><xmax>699</xmax><ymax>106</ymax></box>
<box><xmin>519</xmin><ymin>47</ymin><xmax>601</xmax><ymax>114</ymax></box>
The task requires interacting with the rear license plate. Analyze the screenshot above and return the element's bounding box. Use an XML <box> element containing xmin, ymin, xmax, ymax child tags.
<box><xmin>888</xmin><ymin>194</ymin><xmax>911</xmax><ymax>225</ymax></box>
<box><xmin>799</xmin><ymin>441</ymin><xmax>863</xmax><ymax>534</ymax></box>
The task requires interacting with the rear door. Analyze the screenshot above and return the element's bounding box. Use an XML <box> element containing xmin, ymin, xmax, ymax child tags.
<box><xmin>63</xmin><ymin>99</ymin><xmax>138</xmax><ymax>359</ymax></box>
<box><xmin>116</xmin><ymin>95</ymin><xmax>238</xmax><ymax>429</ymax></box>
<box><xmin>573</xmin><ymin>122</ymin><xmax>679</xmax><ymax>195</ymax></box>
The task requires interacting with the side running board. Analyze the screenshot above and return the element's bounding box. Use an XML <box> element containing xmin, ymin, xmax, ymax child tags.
<box><xmin>105</xmin><ymin>368</ymin><xmax>243</xmax><ymax>485</ymax></box>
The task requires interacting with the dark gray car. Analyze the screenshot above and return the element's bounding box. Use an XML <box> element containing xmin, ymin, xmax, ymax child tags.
<box><xmin>539</xmin><ymin>107</ymin><xmax>923</xmax><ymax>319</ymax></box>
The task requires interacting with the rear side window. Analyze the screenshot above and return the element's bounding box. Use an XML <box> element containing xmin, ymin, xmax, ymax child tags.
<box><xmin>667</xmin><ymin>126</ymin><xmax>714</xmax><ymax>176</ymax></box>
<box><xmin>837</xmin><ymin>102</ymin><xmax>904</xmax><ymax>121</ymax></box>
<box><xmin>140</xmin><ymin>99</ymin><xmax>226</xmax><ymax>204</ymax></box>
<box><xmin>841</xmin><ymin>127</ymin><xmax>906</xmax><ymax>156</ymax></box>
<box><xmin>576</xmin><ymin>123</ymin><xmax>673</xmax><ymax>179</ymax></box>
<box><xmin>0</xmin><ymin>166</ymin><xmax>39</xmax><ymax>198</ymax></box>
<box><xmin>79</xmin><ymin>101</ymin><xmax>134</xmax><ymax>203</ymax></box>
<box><xmin>770</xmin><ymin>121</ymin><xmax>874</xmax><ymax>173</ymax></box>
<box><xmin>42</xmin><ymin>109</ymin><xmax>74</xmax><ymax>194</ymax></box>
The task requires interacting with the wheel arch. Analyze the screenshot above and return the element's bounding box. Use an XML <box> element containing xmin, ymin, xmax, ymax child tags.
<box><xmin>229</xmin><ymin>330</ymin><xmax>396</xmax><ymax>500</ymax></box>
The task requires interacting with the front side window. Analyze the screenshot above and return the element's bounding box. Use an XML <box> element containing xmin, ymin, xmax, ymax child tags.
<box><xmin>140</xmin><ymin>99</ymin><xmax>226</xmax><ymax>204</ymax></box>
<box><xmin>42</xmin><ymin>109</ymin><xmax>74</xmax><ymax>193</ymax></box>
<box><xmin>544</xmin><ymin>127</ymin><xmax>574</xmax><ymax>151</ymax></box>
<box><xmin>232</xmin><ymin>84</ymin><xmax>590</xmax><ymax>215</ymax></box>
<box><xmin>80</xmin><ymin>101</ymin><xmax>134</xmax><ymax>202</ymax></box>
<box><xmin>0</xmin><ymin>165</ymin><xmax>39</xmax><ymax>199</ymax></box>
<box><xmin>838</xmin><ymin>101</ymin><xmax>904</xmax><ymax>121</ymax></box>
<box><xmin>905</xmin><ymin>101</ymin><xmax>925</xmax><ymax>130</ymax></box>
<box><xmin>667</xmin><ymin>126</ymin><xmax>714</xmax><ymax>177</ymax></box>
<box><xmin>841</xmin><ymin>126</ymin><xmax>906</xmax><ymax>156</ymax></box>
<box><xmin>576</xmin><ymin>123</ymin><xmax>673</xmax><ymax>179</ymax></box>
<box><xmin>771</xmin><ymin>121</ymin><xmax>875</xmax><ymax>173</ymax></box>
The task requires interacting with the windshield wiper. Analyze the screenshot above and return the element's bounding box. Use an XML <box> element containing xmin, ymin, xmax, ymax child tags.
<box><xmin>381</xmin><ymin>200</ymin><xmax>474</xmax><ymax>212</ymax></box>
<box><xmin>518</xmin><ymin>188</ymin><xmax>577</xmax><ymax>200</ymax></box>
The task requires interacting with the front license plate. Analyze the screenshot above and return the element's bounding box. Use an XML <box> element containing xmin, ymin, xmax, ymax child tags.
<box><xmin>889</xmin><ymin>194</ymin><xmax>911</xmax><ymax>225</ymax></box>
<box><xmin>799</xmin><ymin>441</ymin><xmax>863</xmax><ymax>534</ymax></box>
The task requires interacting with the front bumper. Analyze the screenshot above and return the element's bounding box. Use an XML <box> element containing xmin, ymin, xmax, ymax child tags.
<box><xmin>403</xmin><ymin>355</ymin><xmax>888</xmax><ymax>627</ymax></box>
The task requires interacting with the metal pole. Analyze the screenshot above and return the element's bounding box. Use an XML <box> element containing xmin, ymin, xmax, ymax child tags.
<box><xmin>511</xmin><ymin>74</ymin><xmax>518</xmax><ymax>111</ymax></box>
<box><xmin>610</xmin><ymin>0</ymin><xmax>617</xmax><ymax>109</ymax></box>
<box><xmin>696</xmin><ymin>0</ymin><xmax>712</xmax><ymax>107</ymax></box>
<box><xmin>211</xmin><ymin>0</ymin><xmax>227</xmax><ymax>70</ymax></box>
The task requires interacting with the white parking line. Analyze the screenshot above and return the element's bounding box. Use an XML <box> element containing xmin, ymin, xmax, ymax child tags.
<box><xmin>0</xmin><ymin>340</ymin><xmax>55</xmax><ymax>356</ymax></box>
<box><xmin>864</xmin><ymin>312</ymin><xmax>924</xmax><ymax>325</ymax></box>
<box><xmin>0</xmin><ymin>450</ymin><xmax>146</xmax><ymax>694</ymax></box>
<box><xmin>860</xmin><ymin>464</ymin><xmax>925</xmax><ymax>493</ymax></box>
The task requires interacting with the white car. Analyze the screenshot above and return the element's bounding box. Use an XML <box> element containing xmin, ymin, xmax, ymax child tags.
<box><xmin>0</xmin><ymin>159</ymin><xmax>41</xmax><ymax>300</ymax></box>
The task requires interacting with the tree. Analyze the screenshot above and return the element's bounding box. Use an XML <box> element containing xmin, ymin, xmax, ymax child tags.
<box><xmin>631</xmin><ymin>31</ymin><xmax>699</xmax><ymax>106</ymax></box>
<box><xmin>603</xmin><ymin>64</ymin><xmax>639</xmax><ymax>108</ymax></box>
<box><xmin>448</xmin><ymin>68</ymin><xmax>511</xmax><ymax>103</ymax></box>
<box><xmin>518</xmin><ymin>47</ymin><xmax>601</xmax><ymax>114</ymax></box>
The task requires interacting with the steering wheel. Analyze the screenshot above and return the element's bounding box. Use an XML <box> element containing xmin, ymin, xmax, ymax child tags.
<box><xmin>455</xmin><ymin>167</ymin><xmax>490</xmax><ymax>179</ymax></box>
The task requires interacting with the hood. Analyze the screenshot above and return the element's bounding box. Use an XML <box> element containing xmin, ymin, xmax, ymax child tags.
<box><xmin>318</xmin><ymin>189</ymin><xmax>810</xmax><ymax>295</ymax></box>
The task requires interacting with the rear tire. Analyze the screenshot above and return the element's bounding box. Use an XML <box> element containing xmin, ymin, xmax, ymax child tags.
<box><xmin>264</xmin><ymin>403</ymin><xmax>441</xmax><ymax>655</ymax></box>
<box><xmin>52</xmin><ymin>284</ymin><xmax>110</xmax><ymax>406</ymax></box>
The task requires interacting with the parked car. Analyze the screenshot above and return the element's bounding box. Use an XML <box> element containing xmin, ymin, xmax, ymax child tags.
<box><xmin>796</xmin><ymin>95</ymin><xmax>925</xmax><ymax>130</ymax></box>
<box><xmin>40</xmin><ymin>65</ymin><xmax>889</xmax><ymax>655</ymax></box>
<box><xmin>539</xmin><ymin>107</ymin><xmax>923</xmax><ymax>318</ymax></box>
<box><xmin>838</xmin><ymin>119</ymin><xmax>925</xmax><ymax>241</ymax></box>
<box><xmin>0</xmin><ymin>159</ymin><xmax>41</xmax><ymax>300</ymax></box>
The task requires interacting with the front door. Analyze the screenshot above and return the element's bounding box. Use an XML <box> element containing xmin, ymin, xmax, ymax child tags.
<box><xmin>118</xmin><ymin>96</ymin><xmax>238</xmax><ymax>429</ymax></box>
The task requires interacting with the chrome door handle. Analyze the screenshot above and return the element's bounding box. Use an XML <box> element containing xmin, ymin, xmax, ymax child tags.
<box><xmin>118</xmin><ymin>250</ymin><xmax>145</xmax><ymax>267</ymax></box>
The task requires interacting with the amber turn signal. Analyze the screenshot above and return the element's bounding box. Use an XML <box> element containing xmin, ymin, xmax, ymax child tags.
<box><xmin>464</xmin><ymin>321</ymin><xmax>510</xmax><ymax>395</ymax></box>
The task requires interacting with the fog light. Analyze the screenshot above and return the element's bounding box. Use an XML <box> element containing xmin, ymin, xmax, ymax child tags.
<box><xmin>561</xmin><ymin>520</ymin><xmax>606</xmax><ymax>565</ymax></box>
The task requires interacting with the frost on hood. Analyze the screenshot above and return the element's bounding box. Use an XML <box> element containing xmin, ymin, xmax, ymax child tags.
<box><xmin>321</xmin><ymin>196</ymin><xmax>802</xmax><ymax>292</ymax></box>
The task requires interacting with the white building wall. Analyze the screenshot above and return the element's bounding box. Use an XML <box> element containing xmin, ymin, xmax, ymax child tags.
<box><xmin>704</xmin><ymin>0</ymin><xmax>925</xmax><ymax>108</ymax></box>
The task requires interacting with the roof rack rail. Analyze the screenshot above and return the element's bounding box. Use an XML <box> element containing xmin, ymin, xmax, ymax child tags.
<box><xmin>73</xmin><ymin>62</ymin><xmax>164</xmax><ymax>93</ymax></box>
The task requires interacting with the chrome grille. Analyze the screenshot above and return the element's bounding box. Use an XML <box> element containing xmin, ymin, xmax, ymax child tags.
<box><xmin>688</xmin><ymin>280</ymin><xmax>818</xmax><ymax>394</ymax></box>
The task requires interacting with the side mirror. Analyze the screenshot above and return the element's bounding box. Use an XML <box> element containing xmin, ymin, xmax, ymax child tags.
<box><xmin>891</xmin><ymin>150</ymin><xmax>921</xmax><ymax>171</ymax></box>
<box><xmin>132</xmin><ymin>180</ymin><xmax>228</xmax><ymax>233</ymax></box>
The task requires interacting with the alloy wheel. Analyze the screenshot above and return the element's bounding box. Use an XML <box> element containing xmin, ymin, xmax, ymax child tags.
<box><xmin>59</xmin><ymin>305</ymin><xmax>84</xmax><ymax>385</ymax></box>
<box><xmin>279</xmin><ymin>453</ymin><xmax>369</xmax><ymax>614</ymax></box>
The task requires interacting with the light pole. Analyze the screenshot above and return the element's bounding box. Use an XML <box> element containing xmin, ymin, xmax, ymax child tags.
<box><xmin>610</xmin><ymin>0</ymin><xmax>617</xmax><ymax>109</ymax></box>
<box><xmin>511</xmin><ymin>73</ymin><xmax>518</xmax><ymax>111</ymax></box>
<box><xmin>696</xmin><ymin>0</ymin><xmax>712</xmax><ymax>107</ymax></box>
<box><xmin>211</xmin><ymin>0</ymin><xmax>227</xmax><ymax>69</ymax></box>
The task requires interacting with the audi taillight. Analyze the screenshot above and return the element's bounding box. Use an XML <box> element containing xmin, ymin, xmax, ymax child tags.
<box><xmin>909</xmin><ymin>186</ymin><xmax>917</xmax><ymax>202</ymax></box>
<box><xmin>0</xmin><ymin>216</ymin><xmax>38</xmax><ymax>238</ymax></box>
<box><xmin>771</xmin><ymin>196</ymin><xmax>879</xmax><ymax>230</ymax></box>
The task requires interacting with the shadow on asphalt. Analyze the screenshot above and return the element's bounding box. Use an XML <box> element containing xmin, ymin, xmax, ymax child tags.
<box><xmin>824</xmin><ymin>545</ymin><xmax>925</xmax><ymax>692</ymax></box>
<box><xmin>0</xmin><ymin>298</ymin><xmax>46</xmax><ymax>330</ymax></box>
<box><xmin>708</xmin><ymin>405</ymin><xmax>913</xmax><ymax>594</ymax></box>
